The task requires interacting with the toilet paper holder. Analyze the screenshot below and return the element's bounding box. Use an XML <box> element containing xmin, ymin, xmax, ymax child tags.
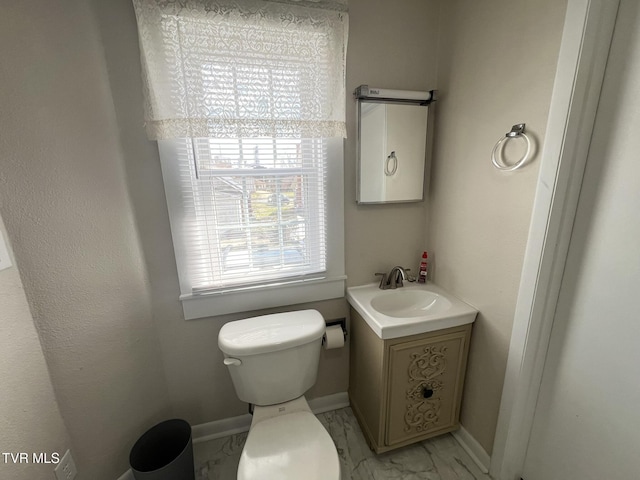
<box><xmin>324</xmin><ymin>318</ymin><xmax>347</xmax><ymax>345</ymax></box>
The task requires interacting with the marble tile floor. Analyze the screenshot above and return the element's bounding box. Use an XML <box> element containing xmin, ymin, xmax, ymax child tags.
<box><xmin>194</xmin><ymin>407</ymin><xmax>492</xmax><ymax>480</ymax></box>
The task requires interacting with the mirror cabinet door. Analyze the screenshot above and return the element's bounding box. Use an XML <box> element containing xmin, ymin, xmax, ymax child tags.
<box><xmin>357</xmin><ymin>101</ymin><xmax>428</xmax><ymax>204</ymax></box>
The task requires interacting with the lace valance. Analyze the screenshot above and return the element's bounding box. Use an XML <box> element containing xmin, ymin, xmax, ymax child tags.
<box><xmin>132</xmin><ymin>0</ymin><xmax>349</xmax><ymax>139</ymax></box>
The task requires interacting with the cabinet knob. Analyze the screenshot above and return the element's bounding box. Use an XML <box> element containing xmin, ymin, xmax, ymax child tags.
<box><xmin>422</xmin><ymin>387</ymin><xmax>434</xmax><ymax>399</ymax></box>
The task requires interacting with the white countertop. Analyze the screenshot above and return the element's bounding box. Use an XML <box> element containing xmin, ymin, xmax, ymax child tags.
<box><xmin>346</xmin><ymin>282</ymin><xmax>478</xmax><ymax>340</ymax></box>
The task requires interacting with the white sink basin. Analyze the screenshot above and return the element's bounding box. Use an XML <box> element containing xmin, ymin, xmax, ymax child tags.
<box><xmin>370</xmin><ymin>289</ymin><xmax>452</xmax><ymax>317</ymax></box>
<box><xmin>347</xmin><ymin>282</ymin><xmax>477</xmax><ymax>339</ymax></box>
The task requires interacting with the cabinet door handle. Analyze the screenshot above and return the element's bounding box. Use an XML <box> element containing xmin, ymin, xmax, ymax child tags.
<box><xmin>423</xmin><ymin>387</ymin><xmax>434</xmax><ymax>399</ymax></box>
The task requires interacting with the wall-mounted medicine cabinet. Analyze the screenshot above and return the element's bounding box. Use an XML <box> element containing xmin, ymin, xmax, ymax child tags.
<box><xmin>355</xmin><ymin>86</ymin><xmax>435</xmax><ymax>204</ymax></box>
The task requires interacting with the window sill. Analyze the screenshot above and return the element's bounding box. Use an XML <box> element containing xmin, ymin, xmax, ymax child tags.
<box><xmin>180</xmin><ymin>275</ymin><xmax>347</xmax><ymax>320</ymax></box>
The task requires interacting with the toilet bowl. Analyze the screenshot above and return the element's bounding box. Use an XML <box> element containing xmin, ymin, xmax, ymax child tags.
<box><xmin>218</xmin><ymin>310</ymin><xmax>341</xmax><ymax>480</ymax></box>
<box><xmin>238</xmin><ymin>397</ymin><xmax>340</xmax><ymax>480</ymax></box>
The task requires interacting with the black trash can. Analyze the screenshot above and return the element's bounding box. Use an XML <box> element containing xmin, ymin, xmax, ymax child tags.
<box><xmin>129</xmin><ymin>419</ymin><xmax>195</xmax><ymax>480</ymax></box>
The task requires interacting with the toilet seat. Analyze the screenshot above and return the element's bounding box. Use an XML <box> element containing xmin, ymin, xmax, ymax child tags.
<box><xmin>238</xmin><ymin>411</ymin><xmax>341</xmax><ymax>480</ymax></box>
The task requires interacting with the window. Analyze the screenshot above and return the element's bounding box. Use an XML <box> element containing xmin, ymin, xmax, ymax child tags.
<box><xmin>133</xmin><ymin>0</ymin><xmax>348</xmax><ymax>318</ymax></box>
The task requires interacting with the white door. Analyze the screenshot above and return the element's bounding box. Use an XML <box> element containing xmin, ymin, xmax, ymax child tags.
<box><xmin>521</xmin><ymin>1</ymin><xmax>640</xmax><ymax>478</ymax></box>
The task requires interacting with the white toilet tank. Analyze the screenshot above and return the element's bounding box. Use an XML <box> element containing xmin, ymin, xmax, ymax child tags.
<box><xmin>218</xmin><ymin>310</ymin><xmax>325</xmax><ymax>406</ymax></box>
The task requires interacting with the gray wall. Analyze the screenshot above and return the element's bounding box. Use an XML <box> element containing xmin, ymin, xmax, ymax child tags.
<box><xmin>344</xmin><ymin>0</ymin><xmax>439</xmax><ymax>285</ymax></box>
<box><xmin>92</xmin><ymin>0</ymin><xmax>440</xmax><ymax>425</ymax></box>
<box><xmin>429</xmin><ymin>0</ymin><xmax>568</xmax><ymax>454</ymax></box>
<box><xmin>0</xmin><ymin>1</ymin><xmax>172</xmax><ymax>478</ymax></box>
<box><xmin>0</xmin><ymin>216</ymin><xmax>72</xmax><ymax>480</ymax></box>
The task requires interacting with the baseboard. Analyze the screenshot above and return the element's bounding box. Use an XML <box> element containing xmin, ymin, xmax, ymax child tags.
<box><xmin>191</xmin><ymin>411</ymin><xmax>253</xmax><ymax>444</ymax></box>
<box><xmin>116</xmin><ymin>470</ymin><xmax>134</xmax><ymax>480</ymax></box>
<box><xmin>452</xmin><ymin>425</ymin><xmax>491</xmax><ymax>474</ymax></box>
<box><xmin>307</xmin><ymin>391</ymin><xmax>350</xmax><ymax>415</ymax></box>
<box><xmin>192</xmin><ymin>391</ymin><xmax>350</xmax><ymax>444</ymax></box>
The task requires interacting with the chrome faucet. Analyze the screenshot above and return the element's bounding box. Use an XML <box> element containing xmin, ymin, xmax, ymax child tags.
<box><xmin>388</xmin><ymin>266</ymin><xmax>408</xmax><ymax>288</ymax></box>
<box><xmin>375</xmin><ymin>266</ymin><xmax>410</xmax><ymax>290</ymax></box>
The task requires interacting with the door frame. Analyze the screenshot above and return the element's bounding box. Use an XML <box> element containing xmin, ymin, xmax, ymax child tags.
<box><xmin>489</xmin><ymin>1</ymin><xmax>620</xmax><ymax>479</ymax></box>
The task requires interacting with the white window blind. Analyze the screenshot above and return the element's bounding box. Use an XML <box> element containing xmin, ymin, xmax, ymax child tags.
<box><xmin>175</xmin><ymin>136</ymin><xmax>328</xmax><ymax>291</ymax></box>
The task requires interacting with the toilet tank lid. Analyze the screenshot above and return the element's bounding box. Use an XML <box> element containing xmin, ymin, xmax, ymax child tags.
<box><xmin>218</xmin><ymin>310</ymin><xmax>325</xmax><ymax>356</ymax></box>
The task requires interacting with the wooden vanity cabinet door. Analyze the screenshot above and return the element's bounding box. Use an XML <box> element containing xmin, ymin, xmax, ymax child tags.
<box><xmin>385</xmin><ymin>329</ymin><xmax>469</xmax><ymax>446</ymax></box>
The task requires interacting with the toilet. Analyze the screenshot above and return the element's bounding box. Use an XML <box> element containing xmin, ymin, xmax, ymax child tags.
<box><xmin>218</xmin><ymin>309</ymin><xmax>341</xmax><ymax>480</ymax></box>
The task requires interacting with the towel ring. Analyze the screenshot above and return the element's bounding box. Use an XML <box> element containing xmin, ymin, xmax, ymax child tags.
<box><xmin>385</xmin><ymin>151</ymin><xmax>398</xmax><ymax>176</ymax></box>
<box><xmin>492</xmin><ymin>124</ymin><xmax>531</xmax><ymax>171</ymax></box>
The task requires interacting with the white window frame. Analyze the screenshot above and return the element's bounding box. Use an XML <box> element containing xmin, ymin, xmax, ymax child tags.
<box><xmin>158</xmin><ymin>137</ymin><xmax>345</xmax><ymax>319</ymax></box>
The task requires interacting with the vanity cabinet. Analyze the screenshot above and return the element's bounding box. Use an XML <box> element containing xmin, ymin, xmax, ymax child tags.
<box><xmin>348</xmin><ymin>307</ymin><xmax>472</xmax><ymax>453</ymax></box>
